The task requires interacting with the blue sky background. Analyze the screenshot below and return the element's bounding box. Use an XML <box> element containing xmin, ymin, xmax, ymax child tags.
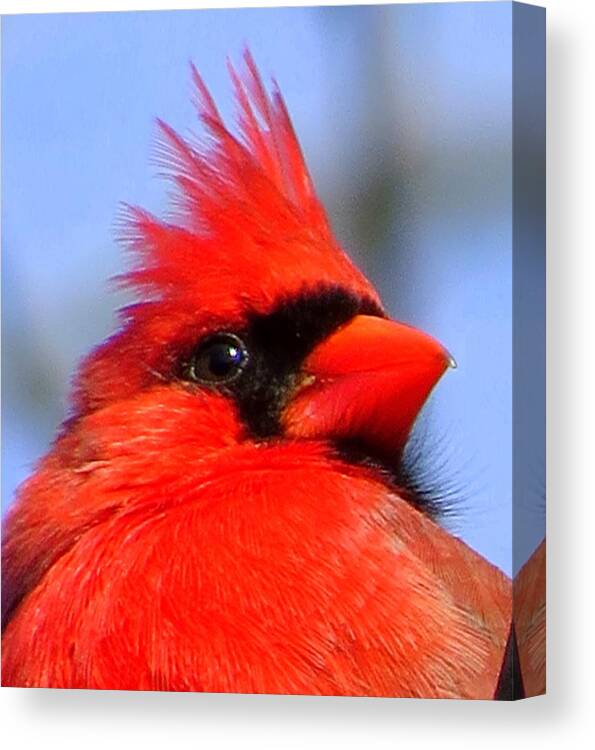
<box><xmin>1</xmin><ymin>3</ymin><xmax>545</xmax><ymax>575</ymax></box>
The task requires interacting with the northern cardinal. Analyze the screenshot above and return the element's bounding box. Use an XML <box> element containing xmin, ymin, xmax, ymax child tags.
<box><xmin>2</xmin><ymin>52</ymin><xmax>511</xmax><ymax>698</ymax></box>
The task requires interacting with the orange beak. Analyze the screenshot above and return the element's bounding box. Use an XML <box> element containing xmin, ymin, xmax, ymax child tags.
<box><xmin>283</xmin><ymin>315</ymin><xmax>454</xmax><ymax>457</ymax></box>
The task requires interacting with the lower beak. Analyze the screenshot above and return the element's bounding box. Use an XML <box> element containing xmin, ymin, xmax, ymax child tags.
<box><xmin>283</xmin><ymin>314</ymin><xmax>453</xmax><ymax>457</ymax></box>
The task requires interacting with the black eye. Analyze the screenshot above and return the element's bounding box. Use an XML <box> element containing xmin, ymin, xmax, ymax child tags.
<box><xmin>185</xmin><ymin>334</ymin><xmax>249</xmax><ymax>384</ymax></box>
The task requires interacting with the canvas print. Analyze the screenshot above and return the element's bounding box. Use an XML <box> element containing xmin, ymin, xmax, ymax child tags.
<box><xmin>1</xmin><ymin>2</ymin><xmax>545</xmax><ymax>699</ymax></box>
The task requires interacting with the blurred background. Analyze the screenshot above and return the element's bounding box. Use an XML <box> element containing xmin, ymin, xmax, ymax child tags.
<box><xmin>1</xmin><ymin>2</ymin><xmax>544</xmax><ymax>575</ymax></box>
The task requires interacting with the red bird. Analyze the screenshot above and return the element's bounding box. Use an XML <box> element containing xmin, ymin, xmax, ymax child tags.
<box><xmin>2</xmin><ymin>52</ymin><xmax>511</xmax><ymax>698</ymax></box>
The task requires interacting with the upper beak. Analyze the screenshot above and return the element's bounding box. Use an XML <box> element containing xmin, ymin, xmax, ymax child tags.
<box><xmin>283</xmin><ymin>314</ymin><xmax>453</xmax><ymax>457</ymax></box>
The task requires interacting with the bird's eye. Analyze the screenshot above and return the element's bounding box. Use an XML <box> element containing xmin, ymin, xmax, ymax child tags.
<box><xmin>184</xmin><ymin>333</ymin><xmax>248</xmax><ymax>384</ymax></box>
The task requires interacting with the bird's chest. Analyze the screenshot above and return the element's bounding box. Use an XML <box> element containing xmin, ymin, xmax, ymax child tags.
<box><xmin>2</xmin><ymin>466</ymin><xmax>502</xmax><ymax>697</ymax></box>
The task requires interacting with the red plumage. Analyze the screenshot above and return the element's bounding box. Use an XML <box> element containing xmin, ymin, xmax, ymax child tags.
<box><xmin>1</xmin><ymin>51</ymin><xmax>511</xmax><ymax>697</ymax></box>
<box><xmin>515</xmin><ymin>539</ymin><xmax>546</xmax><ymax>697</ymax></box>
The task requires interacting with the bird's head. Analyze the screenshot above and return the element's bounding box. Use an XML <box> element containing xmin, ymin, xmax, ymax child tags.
<box><xmin>67</xmin><ymin>51</ymin><xmax>453</xmax><ymax>510</ymax></box>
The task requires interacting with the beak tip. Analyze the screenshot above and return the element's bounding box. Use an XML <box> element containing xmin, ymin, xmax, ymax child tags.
<box><xmin>446</xmin><ymin>351</ymin><xmax>458</xmax><ymax>370</ymax></box>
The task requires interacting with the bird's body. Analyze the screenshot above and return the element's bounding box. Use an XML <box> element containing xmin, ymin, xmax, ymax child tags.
<box><xmin>2</xmin><ymin>52</ymin><xmax>511</xmax><ymax>697</ymax></box>
<box><xmin>2</xmin><ymin>418</ymin><xmax>510</xmax><ymax>696</ymax></box>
